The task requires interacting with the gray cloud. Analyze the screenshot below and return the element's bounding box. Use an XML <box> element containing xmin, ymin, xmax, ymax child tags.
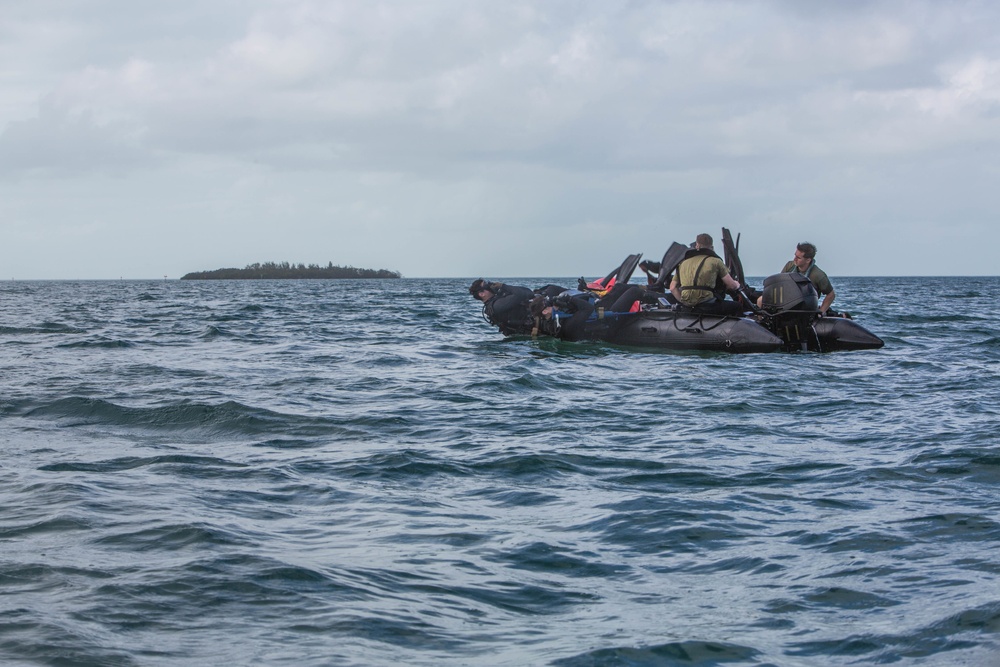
<box><xmin>1</xmin><ymin>0</ymin><xmax>999</xmax><ymax>279</ymax></box>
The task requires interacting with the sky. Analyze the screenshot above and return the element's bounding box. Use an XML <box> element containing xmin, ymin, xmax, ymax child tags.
<box><xmin>2</xmin><ymin>0</ymin><xmax>999</xmax><ymax>279</ymax></box>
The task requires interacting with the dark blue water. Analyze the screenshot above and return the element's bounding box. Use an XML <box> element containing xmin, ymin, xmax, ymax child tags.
<box><xmin>2</xmin><ymin>277</ymin><xmax>999</xmax><ymax>666</ymax></box>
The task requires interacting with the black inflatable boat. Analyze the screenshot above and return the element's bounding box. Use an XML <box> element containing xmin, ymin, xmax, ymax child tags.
<box><xmin>536</xmin><ymin>280</ymin><xmax>882</xmax><ymax>353</ymax></box>
<box><xmin>475</xmin><ymin>229</ymin><xmax>884</xmax><ymax>353</ymax></box>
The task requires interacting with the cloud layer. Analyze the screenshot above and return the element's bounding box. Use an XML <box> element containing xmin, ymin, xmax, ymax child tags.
<box><xmin>2</xmin><ymin>0</ymin><xmax>999</xmax><ymax>278</ymax></box>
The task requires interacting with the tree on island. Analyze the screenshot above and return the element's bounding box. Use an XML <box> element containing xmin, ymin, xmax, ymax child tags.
<box><xmin>180</xmin><ymin>261</ymin><xmax>402</xmax><ymax>280</ymax></box>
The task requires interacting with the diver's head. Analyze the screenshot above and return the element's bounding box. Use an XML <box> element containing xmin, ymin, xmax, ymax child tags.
<box><xmin>529</xmin><ymin>295</ymin><xmax>546</xmax><ymax>318</ymax></box>
<box><xmin>469</xmin><ymin>278</ymin><xmax>494</xmax><ymax>301</ymax></box>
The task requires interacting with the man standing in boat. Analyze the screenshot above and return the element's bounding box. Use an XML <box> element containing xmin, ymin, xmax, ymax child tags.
<box><xmin>781</xmin><ymin>242</ymin><xmax>836</xmax><ymax>315</ymax></box>
<box><xmin>669</xmin><ymin>234</ymin><xmax>744</xmax><ymax>316</ymax></box>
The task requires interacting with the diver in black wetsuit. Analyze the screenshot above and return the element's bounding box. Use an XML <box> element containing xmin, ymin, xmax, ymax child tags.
<box><xmin>530</xmin><ymin>291</ymin><xmax>594</xmax><ymax>341</ymax></box>
<box><xmin>529</xmin><ymin>283</ymin><xmax>651</xmax><ymax>342</ymax></box>
<box><xmin>533</xmin><ymin>284</ymin><xmax>570</xmax><ymax>299</ymax></box>
<box><xmin>469</xmin><ymin>279</ymin><xmax>535</xmax><ymax>335</ymax></box>
<box><xmin>598</xmin><ymin>283</ymin><xmax>647</xmax><ymax>313</ymax></box>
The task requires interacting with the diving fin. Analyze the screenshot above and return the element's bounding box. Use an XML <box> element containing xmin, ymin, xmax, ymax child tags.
<box><xmin>587</xmin><ymin>253</ymin><xmax>642</xmax><ymax>291</ymax></box>
<box><xmin>721</xmin><ymin>227</ymin><xmax>746</xmax><ymax>287</ymax></box>
<box><xmin>721</xmin><ymin>227</ymin><xmax>761</xmax><ymax>312</ymax></box>
<box><xmin>653</xmin><ymin>242</ymin><xmax>687</xmax><ymax>290</ymax></box>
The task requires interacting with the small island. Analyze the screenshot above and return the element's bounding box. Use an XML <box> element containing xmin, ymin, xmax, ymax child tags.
<box><xmin>180</xmin><ymin>261</ymin><xmax>402</xmax><ymax>280</ymax></box>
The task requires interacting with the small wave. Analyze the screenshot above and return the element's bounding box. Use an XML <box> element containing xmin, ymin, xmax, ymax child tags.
<box><xmin>895</xmin><ymin>313</ymin><xmax>985</xmax><ymax>324</ymax></box>
<box><xmin>474</xmin><ymin>452</ymin><xmax>590</xmax><ymax>477</ymax></box>
<box><xmin>0</xmin><ymin>607</ymin><xmax>139</xmax><ymax>667</ymax></box>
<box><xmin>0</xmin><ymin>562</ymin><xmax>116</xmax><ymax>587</ymax></box>
<box><xmin>464</xmin><ymin>488</ymin><xmax>562</xmax><ymax>508</ymax></box>
<box><xmin>209</xmin><ymin>304</ymin><xmax>266</xmax><ymax>321</ymax></box>
<box><xmin>343</xmin><ymin>450</ymin><xmax>472</xmax><ymax>481</ymax></box>
<box><xmin>802</xmin><ymin>586</ymin><xmax>902</xmax><ymax>610</ymax></box>
<box><xmin>252</xmin><ymin>437</ymin><xmax>322</xmax><ymax>449</ymax></box>
<box><xmin>572</xmin><ymin>506</ymin><xmax>755</xmax><ymax>556</ymax></box>
<box><xmin>57</xmin><ymin>337</ymin><xmax>136</xmax><ymax>349</ymax></box>
<box><xmin>482</xmin><ymin>540</ymin><xmax>632</xmax><ymax>579</ymax></box>
<box><xmin>39</xmin><ymin>454</ymin><xmax>245</xmax><ymax>473</ymax></box>
<box><xmin>552</xmin><ymin>640</ymin><xmax>761</xmax><ymax>666</ymax></box>
<box><xmin>678</xmin><ymin>555</ymin><xmax>785</xmax><ymax>576</ymax></box>
<box><xmin>361</xmin><ymin>568</ymin><xmax>596</xmax><ymax>616</ymax></box>
<box><xmin>0</xmin><ymin>322</ymin><xmax>86</xmax><ymax>335</ymax></box>
<box><xmin>788</xmin><ymin>527</ymin><xmax>911</xmax><ymax>553</ymax></box>
<box><xmin>911</xmin><ymin>447</ymin><xmax>1000</xmax><ymax>482</ymax></box>
<box><xmin>366</xmin><ymin>352</ymin><xmax>413</xmax><ymax>368</ymax></box>
<box><xmin>93</xmin><ymin>522</ymin><xmax>251</xmax><ymax>551</ymax></box>
<box><xmin>786</xmin><ymin>601</ymin><xmax>1000</xmax><ymax>663</ymax></box>
<box><xmin>199</xmin><ymin>325</ymin><xmax>235</xmax><ymax>339</ymax></box>
<box><xmin>943</xmin><ymin>290</ymin><xmax>992</xmax><ymax>299</ymax></box>
<box><xmin>894</xmin><ymin>513</ymin><xmax>1000</xmax><ymax>543</ymax></box>
<box><xmin>970</xmin><ymin>336</ymin><xmax>1000</xmax><ymax>348</ymax></box>
<box><xmin>69</xmin><ymin>554</ymin><xmax>377</xmax><ymax>654</ymax></box>
<box><xmin>24</xmin><ymin>397</ymin><xmax>321</xmax><ymax>436</ymax></box>
<box><xmin>0</xmin><ymin>515</ymin><xmax>92</xmax><ymax>540</ymax></box>
<box><xmin>931</xmin><ymin>601</ymin><xmax>1000</xmax><ymax>634</ymax></box>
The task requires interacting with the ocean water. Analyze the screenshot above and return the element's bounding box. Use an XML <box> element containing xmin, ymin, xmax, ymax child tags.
<box><xmin>1</xmin><ymin>276</ymin><xmax>999</xmax><ymax>667</ymax></box>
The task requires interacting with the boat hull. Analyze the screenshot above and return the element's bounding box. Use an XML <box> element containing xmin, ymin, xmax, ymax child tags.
<box><xmin>813</xmin><ymin>316</ymin><xmax>884</xmax><ymax>351</ymax></box>
<box><xmin>578</xmin><ymin>310</ymin><xmax>785</xmax><ymax>353</ymax></box>
<box><xmin>546</xmin><ymin>309</ymin><xmax>883</xmax><ymax>354</ymax></box>
<box><xmin>757</xmin><ymin>312</ymin><xmax>884</xmax><ymax>352</ymax></box>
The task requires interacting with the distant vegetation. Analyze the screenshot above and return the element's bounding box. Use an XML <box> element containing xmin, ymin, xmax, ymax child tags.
<box><xmin>180</xmin><ymin>262</ymin><xmax>402</xmax><ymax>280</ymax></box>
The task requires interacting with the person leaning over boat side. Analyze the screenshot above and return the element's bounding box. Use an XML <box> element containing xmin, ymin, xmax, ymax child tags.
<box><xmin>530</xmin><ymin>282</ymin><xmax>649</xmax><ymax>342</ymax></box>
<box><xmin>669</xmin><ymin>233</ymin><xmax>743</xmax><ymax>316</ymax></box>
<box><xmin>469</xmin><ymin>279</ymin><xmax>535</xmax><ymax>335</ymax></box>
<box><xmin>754</xmin><ymin>242</ymin><xmax>836</xmax><ymax>315</ymax></box>
<box><xmin>530</xmin><ymin>292</ymin><xmax>594</xmax><ymax>341</ymax></box>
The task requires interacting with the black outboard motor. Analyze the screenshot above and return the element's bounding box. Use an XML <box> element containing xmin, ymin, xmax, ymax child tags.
<box><xmin>760</xmin><ymin>273</ymin><xmax>821</xmax><ymax>351</ymax></box>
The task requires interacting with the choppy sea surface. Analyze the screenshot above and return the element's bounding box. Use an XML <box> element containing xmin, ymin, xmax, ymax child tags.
<box><xmin>1</xmin><ymin>276</ymin><xmax>999</xmax><ymax>667</ymax></box>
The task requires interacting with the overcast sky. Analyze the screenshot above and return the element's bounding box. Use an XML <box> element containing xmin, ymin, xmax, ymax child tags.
<box><xmin>2</xmin><ymin>0</ymin><xmax>998</xmax><ymax>279</ymax></box>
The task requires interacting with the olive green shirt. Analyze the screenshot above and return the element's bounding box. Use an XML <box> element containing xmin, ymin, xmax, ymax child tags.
<box><xmin>782</xmin><ymin>261</ymin><xmax>833</xmax><ymax>295</ymax></box>
<box><xmin>675</xmin><ymin>255</ymin><xmax>729</xmax><ymax>306</ymax></box>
